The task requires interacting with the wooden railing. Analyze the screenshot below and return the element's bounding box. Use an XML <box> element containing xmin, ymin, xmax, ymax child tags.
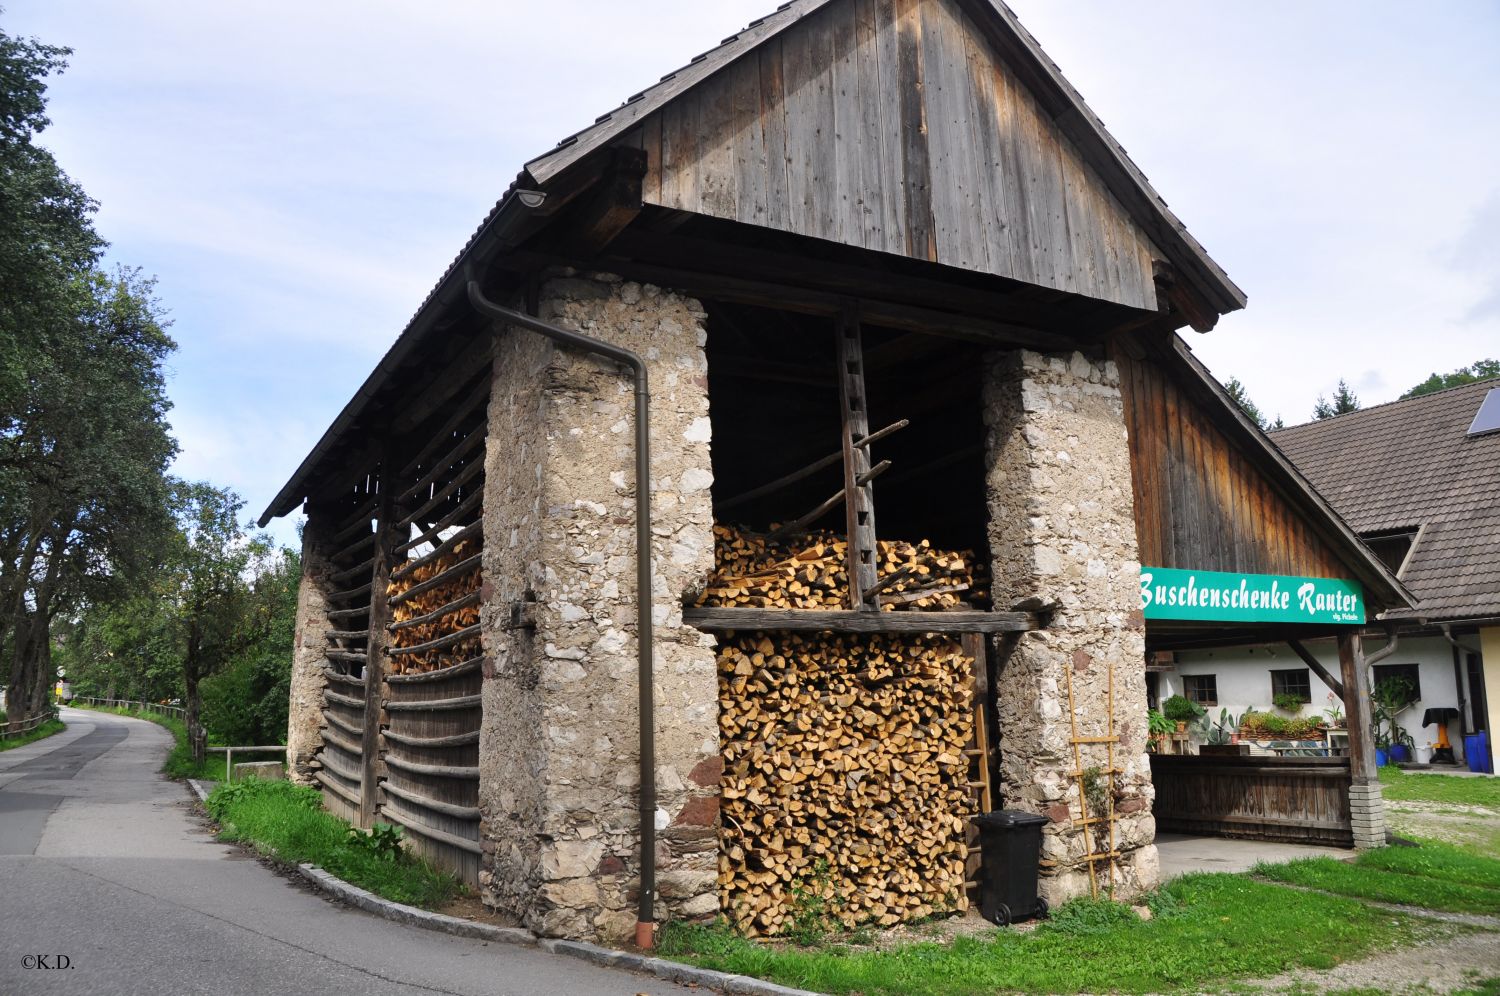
<box><xmin>72</xmin><ymin>697</ymin><xmax>186</xmax><ymax>720</ymax></box>
<box><xmin>0</xmin><ymin>708</ymin><xmax>60</xmax><ymax>740</ymax></box>
<box><xmin>1149</xmin><ymin>752</ymin><xmax>1353</xmax><ymax>846</ymax></box>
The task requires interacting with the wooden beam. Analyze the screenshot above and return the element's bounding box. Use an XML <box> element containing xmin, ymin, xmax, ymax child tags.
<box><xmin>1286</xmin><ymin>639</ymin><xmax>1345</xmax><ymax>700</ymax></box>
<box><xmin>836</xmin><ymin>307</ymin><xmax>879</xmax><ymax>609</ymax></box>
<box><xmin>567</xmin><ymin>146</ymin><xmax>647</xmax><ymax>257</ymax></box>
<box><xmin>682</xmin><ymin>607</ymin><xmax>1039</xmax><ymax>634</ymax></box>
<box><xmin>1338</xmin><ymin>632</ymin><xmax>1377</xmax><ymax>785</ymax></box>
<box><xmin>359</xmin><ymin>473</ymin><xmax>400</xmax><ymax>828</ymax></box>
<box><xmin>494</xmin><ymin>250</ymin><xmax>1066</xmax><ymax>349</ymax></box>
<box><xmin>390</xmin><ymin>334</ymin><xmax>495</xmax><ymax>436</ymax></box>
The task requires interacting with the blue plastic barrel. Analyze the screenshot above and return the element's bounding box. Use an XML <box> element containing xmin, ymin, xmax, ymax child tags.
<box><xmin>1466</xmin><ymin>732</ymin><xmax>1493</xmax><ymax>774</ymax></box>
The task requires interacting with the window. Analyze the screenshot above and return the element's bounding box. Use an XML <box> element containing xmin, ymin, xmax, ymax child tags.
<box><xmin>1271</xmin><ymin>668</ymin><xmax>1312</xmax><ymax>703</ymax></box>
<box><xmin>1360</xmin><ymin>528</ymin><xmax>1418</xmax><ymax>576</ymax></box>
<box><xmin>1183</xmin><ymin>674</ymin><xmax>1217</xmax><ymax>706</ymax></box>
<box><xmin>1374</xmin><ymin>663</ymin><xmax>1421</xmax><ymax>703</ymax></box>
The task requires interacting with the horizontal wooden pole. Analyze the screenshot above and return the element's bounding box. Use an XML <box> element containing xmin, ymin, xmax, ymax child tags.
<box><xmin>388</xmin><ymin>554</ymin><xmax>481</xmax><ymax>608</ymax></box>
<box><xmin>380</xmin><ymin>779</ymin><xmax>481</xmax><ymax>821</ymax></box>
<box><xmin>324</xmin><ymin>670</ymin><xmax>365</xmax><ymax>688</ymax></box>
<box><xmin>314</xmin><ymin>769</ymin><xmax>362</xmax><ymax>808</ymax></box>
<box><xmin>384</xmin><ymin>694</ymin><xmax>481</xmax><ymax>712</ymax></box>
<box><xmin>382</xmin><ymin>728</ymin><xmax>480</xmax><ymax>749</ymax></box>
<box><xmin>379</xmin><ymin>800</ymin><xmax>483</xmax><ymax>854</ymax></box>
<box><xmin>390</xmin><ymin>522</ymin><xmax>483</xmax><ymax>584</ymax></box>
<box><xmin>682</xmin><ymin>607</ymin><xmax>1038</xmax><ymax>634</ymax></box>
<box><xmin>383</xmin><ymin>755</ymin><xmax>480</xmax><ymax>779</ymax></box>
<box><xmin>322</xmin><ymin>689</ymin><xmax>366</xmax><ymax>710</ymax></box>
<box><xmin>322</xmin><ymin>710</ymin><xmax>363</xmax><ymax>738</ymax></box>
<box><xmin>385</xmin><ymin>655</ymin><xmax>483</xmax><ymax>685</ymax></box>
<box><xmin>388</xmin><ymin>623</ymin><xmax>481</xmax><ymax>658</ymax></box>
<box><xmin>320</xmin><ymin>728</ymin><xmax>363</xmax><ymax>758</ymax></box>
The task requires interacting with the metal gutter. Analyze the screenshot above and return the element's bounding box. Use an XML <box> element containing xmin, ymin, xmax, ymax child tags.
<box><xmin>464</xmin><ymin>281</ymin><xmax>662</xmax><ymax>951</ymax></box>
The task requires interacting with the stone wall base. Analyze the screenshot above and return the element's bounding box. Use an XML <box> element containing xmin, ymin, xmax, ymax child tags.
<box><xmin>1350</xmin><ymin>782</ymin><xmax>1387</xmax><ymax>849</ymax></box>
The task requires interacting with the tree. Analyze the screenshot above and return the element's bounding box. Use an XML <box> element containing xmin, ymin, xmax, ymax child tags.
<box><xmin>200</xmin><ymin>549</ymin><xmax>300</xmax><ymax>746</ymax></box>
<box><xmin>1222</xmin><ymin>376</ymin><xmax>1283</xmax><ymax>431</ymax></box>
<box><xmin>1313</xmin><ymin>379</ymin><xmax>1361</xmax><ymax>420</ymax></box>
<box><xmin>1400</xmin><ymin>359</ymin><xmax>1500</xmax><ymax>400</ymax></box>
<box><xmin>170</xmin><ymin>483</ymin><xmax>274</xmax><ymax>762</ymax></box>
<box><xmin>0</xmin><ymin>25</ymin><xmax>176</xmax><ymax>729</ymax></box>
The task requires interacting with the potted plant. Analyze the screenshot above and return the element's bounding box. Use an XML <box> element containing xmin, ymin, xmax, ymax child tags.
<box><xmin>1147</xmin><ymin>709</ymin><xmax>1174</xmax><ymax>752</ymax></box>
<box><xmin>1162</xmin><ymin>694</ymin><xmax>1204</xmax><ymax>733</ymax></box>
<box><xmin>1323</xmin><ymin>693</ymin><xmax>1345</xmax><ymax>728</ymax></box>
<box><xmin>1273</xmin><ymin>692</ymin><xmax>1306</xmax><ymax>715</ymax></box>
<box><xmin>1373</xmin><ymin>675</ymin><xmax>1416</xmax><ymax>764</ymax></box>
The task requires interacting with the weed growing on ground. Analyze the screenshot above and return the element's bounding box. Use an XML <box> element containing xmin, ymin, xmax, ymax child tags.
<box><xmin>660</xmin><ymin>874</ymin><xmax>1425</xmax><ymax>995</ymax></box>
<box><xmin>207</xmin><ymin>779</ymin><xmax>457</xmax><ymax>909</ymax></box>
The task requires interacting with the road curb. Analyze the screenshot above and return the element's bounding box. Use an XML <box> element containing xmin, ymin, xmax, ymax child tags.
<box><xmin>184</xmin><ymin>778</ymin><xmax>821</xmax><ymax>994</ymax></box>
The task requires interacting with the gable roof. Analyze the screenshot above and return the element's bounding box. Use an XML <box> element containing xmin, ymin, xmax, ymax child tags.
<box><xmin>1272</xmin><ymin>379</ymin><xmax>1500</xmax><ymax>622</ymax></box>
<box><xmin>525</xmin><ymin>0</ymin><xmax>1244</xmax><ymax>316</ymax></box>
<box><xmin>259</xmin><ymin>0</ymin><xmax>1245</xmax><ymax>526</ymax></box>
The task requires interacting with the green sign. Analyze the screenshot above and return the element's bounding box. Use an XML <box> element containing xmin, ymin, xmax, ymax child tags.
<box><xmin>1140</xmin><ymin>567</ymin><xmax>1364</xmax><ymax>625</ymax></box>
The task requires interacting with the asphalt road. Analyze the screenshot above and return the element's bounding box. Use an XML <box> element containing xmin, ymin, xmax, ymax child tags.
<box><xmin>0</xmin><ymin>709</ymin><xmax>699</xmax><ymax>995</ymax></box>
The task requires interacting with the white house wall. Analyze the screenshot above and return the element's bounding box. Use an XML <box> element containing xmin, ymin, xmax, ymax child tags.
<box><xmin>1165</xmin><ymin>635</ymin><xmax>1482</xmax><ymax>762</ymax></box>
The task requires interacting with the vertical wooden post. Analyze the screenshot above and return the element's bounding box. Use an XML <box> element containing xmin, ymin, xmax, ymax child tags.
<box><xmin>1338</xmin><ymin>632</ymin><xmax>1375</xmax><ymax>784</ymax></box>
<box><xmin>1338</xmin><ymin>630</ymin><xmax>1386</xmax><ymax>848</ymax></box>
<box><xmin>835</xmin><ymin>304</ymin><xmax>879</xmax><ymax>609</ymax></box>
<box><xmin>360</xmin><ymin>468</ymin><xmax>398</xmax><ymax>828</ymax></box>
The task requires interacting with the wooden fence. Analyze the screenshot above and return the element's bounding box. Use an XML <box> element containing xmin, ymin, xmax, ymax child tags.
<box><xmin>1149</xmin><ymin>753</ymin><xmax>1353</xmax><ymax>846</ymax></box>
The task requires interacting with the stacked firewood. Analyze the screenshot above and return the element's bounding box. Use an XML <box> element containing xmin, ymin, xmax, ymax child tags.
<box><xmin>699</xmin><ymin>525</ymin><xmax>988</xmax><ymax>611</ymax></box>
<box><xmin>386</xmin><ymin>538</ymin><xmax>481</xmax><ymax>675</ymax></box>
<box><xmin>717</xmin><ymin>631</ymin><xmax>975</xmax><ymax>935</ymax></box>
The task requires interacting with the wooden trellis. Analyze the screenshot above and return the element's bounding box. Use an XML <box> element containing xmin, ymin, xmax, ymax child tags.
<box><xmin>1065</xmin><ymin>660</ymin><xmax>1120</xmax><ymax>900</ymax></box>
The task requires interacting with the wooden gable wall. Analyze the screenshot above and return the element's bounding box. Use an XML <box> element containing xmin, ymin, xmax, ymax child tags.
<box><xmin>626</xmin><ymin>0</ymin><xmax>1161</xmax><ymax>311</ymax></box>
<box><xmin>1115</xmin><ymin>348</ymin><xmax>1354</xmax><ymax>582</ymax></box>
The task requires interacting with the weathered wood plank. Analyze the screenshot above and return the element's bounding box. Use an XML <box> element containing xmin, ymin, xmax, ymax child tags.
<box><xmin>894</xmin><ymin>0</ymin><xmax>935</xmax><ymax>260</ymax></box>
<box><xmin>920</xmin><ymin>0</ymin><xmax>987</xmax><ymax>272</ymax></box>
<box><xmin>758</xmin><ymin>43</ymin><xmax>793</xmax><ymax>233</ymax></box>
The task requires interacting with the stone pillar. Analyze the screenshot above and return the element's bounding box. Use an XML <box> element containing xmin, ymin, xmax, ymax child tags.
<box><xmin>478</xmin><ymin>272</ymin><xmax>720</xmax><ymax>943</ymax></box>
<box><xmin>982</xmin><ymin>348</ymin><xmax>1156</xmax><ymax>903</ymax></box>
<box><xmin>287</xmin><ymin>512</ymin><xmax>336</xmax><ymax>785</ymax></box>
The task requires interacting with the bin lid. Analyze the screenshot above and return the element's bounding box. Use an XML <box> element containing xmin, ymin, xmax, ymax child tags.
<box><xmin>974</xmin><ymin>809</ymin><xmax>1051</xmax><ymax>829</ymax></box>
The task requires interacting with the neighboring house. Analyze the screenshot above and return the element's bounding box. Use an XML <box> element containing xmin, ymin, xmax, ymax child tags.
<box><xmin>1163</xmin><ymin>379</ymin><xmax>1500</xmax><ymax>765</ymax></box>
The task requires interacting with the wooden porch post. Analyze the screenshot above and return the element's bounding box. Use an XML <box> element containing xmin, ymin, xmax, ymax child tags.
<box><xmin>1337</xmin><ymin>631</ymin><xmax>1386</xmax><ymax>848</ymax></box>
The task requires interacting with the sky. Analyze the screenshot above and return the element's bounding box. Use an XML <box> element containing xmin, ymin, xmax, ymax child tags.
<box><xmin>6</xmin><ymin>1</ymin><xmax>1498</xmax><ymax>550</ymax></box>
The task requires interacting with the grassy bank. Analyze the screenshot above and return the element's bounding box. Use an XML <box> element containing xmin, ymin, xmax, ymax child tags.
<box><xmin>206</xmin><ymin>779</ymin><xmax>458</xmax><ymax>909</ymax></box>
<box><xmin>1380</xmin><ymin>766</ymin><xmax>1500</xmax><ymax>858</ymax></box>
<box><xmin>71</xmin><ymin>703</ymin><xmax>230</xmax><ymax>780</ymax></box>
<box><xmin>1255</xmin><ymin>840</ymin><xmax>1500</xmax><ymax>915</ymax></box>
<box><xmin>661</xmin><ymin>874</ymin><xmax>1433</xmax><ymax>995</ymax></box>
<box><xmin>0</xmin><ymin>716</ymin><xmax>66</xmax><ymax>751</ymax></box>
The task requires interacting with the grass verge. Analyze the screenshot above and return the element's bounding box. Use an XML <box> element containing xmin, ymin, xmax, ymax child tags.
<box><xmin>660</xmin><ymin>875</ymin><xmax>1430</xmax><ymax>995</ymax></box>
<box><xmin>1254</xmin><ymin>841</ymin><xmax>1500</xmax><ymax>915</ymax></box>
<box><xmin>1380</xmin><ymin>766</ymin><xmax>1500</xmax><ymax>809</ymax></box>
<box><xmin>0</xmin><ymin>717</ymin><xmax>66</xmax><ymax>751</ymax></box>
<box><xmin>71</xmin><ymin>703</ymin><xmax>231</xmax><ymax>780</ymax></box>
<box><xmin>206</xmin><ymin>778</ymin><xmax>458</xmax><ymax>909</ymax></box>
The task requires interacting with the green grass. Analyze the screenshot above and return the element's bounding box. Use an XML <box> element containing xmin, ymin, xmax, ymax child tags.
<box><xmin>0</xmin><ymin>717</ymin><xmax>66</xmax><ymax>751</ymax></box>
<box><xmin>660</xmin><ymin>875</ymin><xmax>1427</xmax><ymax>995</ymax></box>
<box><xmin>1254</xmin><ymin>841</ymin><xmax>1500</xmax><ymax>915</ymax></box>
<box><xmin>206</xmin><ymin>779</ymin><xmax>458</xmax><ymax>909</ymax></box>
<box><xmin>1380</xmin><ymin>766</ymin><xmax>1500</xmax><ymax>809</ymax></box>
<box><xmin>72</xmin><ymin>702</ymin><xmax>232</xmax><ymax>780</ymax></box>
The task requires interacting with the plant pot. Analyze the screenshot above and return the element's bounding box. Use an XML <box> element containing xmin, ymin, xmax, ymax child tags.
<box><xmin>1388</xmin><ymin>744</ymin><xmax>1411</xmax><ymax>763</ymax></box>
<box><xmin>1175</xmin><ymin>721</ymin><xmax>1187</xmax><ymax>733</ymax></box>
<box><xmin>1413</xmin><ymin>745</ymin><xmax>1434</xmax><ymax>764</ymax></box>
<box><xmin>1375</xmin><ymin>747</ymin><xmax>1389</xmax><ymax>767</ymax></box>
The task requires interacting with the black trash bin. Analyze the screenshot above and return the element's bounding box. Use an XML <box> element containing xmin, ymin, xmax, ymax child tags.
<box><xmin>973</xmin><ymin>810</ymin><xmax>1050</xmax><ymax>926</ymax></box>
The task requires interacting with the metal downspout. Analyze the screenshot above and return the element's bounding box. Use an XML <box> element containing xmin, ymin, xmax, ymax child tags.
<box><xmin>466</xmin><ymin>280</ymin><xmax>660</xmax><ymax>950</ymax></box>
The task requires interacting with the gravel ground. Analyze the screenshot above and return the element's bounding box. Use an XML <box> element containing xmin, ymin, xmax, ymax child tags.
<box><xmin>1242</xmin><ymin>928</ymin><xmax>1500</xmax><ymax>994</ymax></box>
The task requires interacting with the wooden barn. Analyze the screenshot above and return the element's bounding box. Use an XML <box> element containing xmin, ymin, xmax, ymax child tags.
<box><xmin>261</xmin><ymin>0</ymin><xmax>1410</xmax><ymax>945</ymax></box>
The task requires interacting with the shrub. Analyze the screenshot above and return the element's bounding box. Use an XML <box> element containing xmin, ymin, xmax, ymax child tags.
<box><xmin>1161</xmin><ymin>695</ymin><xmax>1204</xmax><ymax>724</ymax></box>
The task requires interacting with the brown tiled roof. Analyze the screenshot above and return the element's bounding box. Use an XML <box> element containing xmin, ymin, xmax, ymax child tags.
<box><xmin>1271</xmin><ymin>379</ymin><xmax>1500</xmax><ymax>622</ymax></box>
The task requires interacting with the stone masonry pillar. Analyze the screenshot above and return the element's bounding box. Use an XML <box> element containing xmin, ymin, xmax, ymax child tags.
<box><xmin>286</xmin><ymin>511</ymin><xmax>336</xmax><ymax>785</ymax></box>
<box><xmin>478</xmin><ymin>272</ymin><xmax>720</xmax><ymax>943</ymax></box>
<box><xmin>982</xmin><ymin>349</ymin><xmax>1157</xmax><ymax>904</ymax></box>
